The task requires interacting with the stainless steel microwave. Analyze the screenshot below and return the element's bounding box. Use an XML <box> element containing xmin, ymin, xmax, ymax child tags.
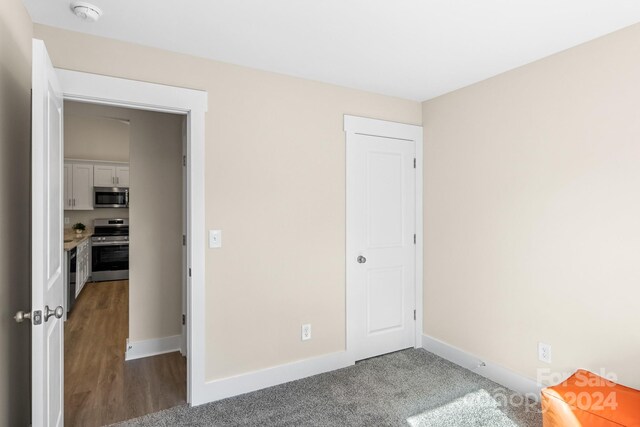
<box><xmin>94</xmin><ymin>187</ymin><xmax>129</xmax><ymax>208</ymax></box>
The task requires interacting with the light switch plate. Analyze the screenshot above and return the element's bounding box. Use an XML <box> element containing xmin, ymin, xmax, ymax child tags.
<box><xmin>209</xmin><ymin>230</ymin><xmax>222</xmax><ymax>248</ymax></box>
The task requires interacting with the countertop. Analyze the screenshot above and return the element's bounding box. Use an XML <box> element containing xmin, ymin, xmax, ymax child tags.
<box><xmin>64</xmin><ymin>228</ymin><xmax>93</xmax><ymax>251</ymax></box>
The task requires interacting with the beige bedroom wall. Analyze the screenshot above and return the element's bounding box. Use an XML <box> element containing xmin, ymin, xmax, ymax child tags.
<box><xmin>34</xmin><ymin>24</ymin><xmax>422</xmax><ymax>381</ymax></box>
<box><xmin>422</xmin><ymin>23</ymin><xmax>640</xmax><ymax>388</ymax></box>
<box><xmin>0</xmin><ymin>0</ymin><xmax>32</xmax><ymax>424</ymax></box>
<box><xmin>65</xmin><ymin>101</ymin><xmax>183</xmax><ymax>343</ymax></box>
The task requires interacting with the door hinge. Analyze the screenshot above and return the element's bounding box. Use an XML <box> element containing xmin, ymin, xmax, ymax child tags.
<box><xmin>413</xmin><ymin>234</ymin><xmax>416</xmax><ymax>244</ymax></box>
<box><xmin>189</xmin><ymin>268</ymin><xmax>192</xmax><ymax>277</ymax></box>
<box><xmin>182</xmin><ymin>235</ymin><xmax>186</xmax><ymax>246</ymax></box>
<box><xmin>414</xmin><ymin>310</ymin><xmax>416</xmax><ymax>321</ymax></box>
<box><xmin>183</xmin><ymin>155</ymin><xmax>187</xmax><ymax>167</ymax></box>
<box><xmin>413</xmin><ymin>158</ymin><xmax>416</xmax><ymax>169</ymax></box>
<box><xmin>182</xmin><ymin>314</ymin><xmax>186</xmax><ymax>325</ymax></box>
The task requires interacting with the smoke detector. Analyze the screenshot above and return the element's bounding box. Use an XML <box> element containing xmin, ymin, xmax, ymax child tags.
<box><xmin>70</xmin><ymin>1</ymin><xmax>102</xmax><ymax>22</ymax></box>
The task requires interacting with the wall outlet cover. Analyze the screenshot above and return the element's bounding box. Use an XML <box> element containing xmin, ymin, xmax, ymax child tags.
<box><xmin>538</xmin><ymin>342</ymin><xmax>552</xmax><ymax>364</ymax></box>
<box><xmin>301</xmin><ymin>324</ymin><xmax>311</xmax><ymax>341</ymax></box>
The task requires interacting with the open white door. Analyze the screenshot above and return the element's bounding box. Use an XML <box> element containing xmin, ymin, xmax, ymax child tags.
<box><xmin>32</xmin><ymin>39</ymin><xmax>65</xmax><ymax>427</ymax></box>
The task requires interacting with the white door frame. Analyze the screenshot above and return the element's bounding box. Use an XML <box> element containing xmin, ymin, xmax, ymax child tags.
<box><xmin>55</xmin><ymin>67</ymin><xmax>208</xmax><ymax>405</ymax></box>
<box><xmin>344</xmin><ymin>115</ymin><xmax>424</xmax><ymax>360</ymax></box>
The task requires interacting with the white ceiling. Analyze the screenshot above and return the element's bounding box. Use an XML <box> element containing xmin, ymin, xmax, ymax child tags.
<box><xmin>23</xmin><ymin>0</ymin><xmax>640</xmax><ymax>101</ymax></box>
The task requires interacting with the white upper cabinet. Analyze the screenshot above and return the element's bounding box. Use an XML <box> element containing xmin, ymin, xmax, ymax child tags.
<box><xmin>64</xmin><ymin>164</ymin><xmax>73</xmax><ymax>210</ymax></box>
<box><xmin>94</xmin><ymin>164</ymin><xmax>130</xmax><ymax>187</ymax></box>
<box><xmin>72</xmin><ymin>164</ymin><xmax>94</xmax><ymax>210</ymax></box>
<box><xmin>65</xmin><ymin>162</ymin><xmax>94</xmax><ymax>210</ymax></box>
<box><xmin>65</xmin><ymin>160</ymin><xmax>130</xmax><ymax>210</ymax></box>
<box><xmin>115</xmin><ymin>166</ymin><xmax>130</xmax><ymax>187</ymax></box>
<box><xmin>94</xmin><ymin>165</ymin><xmax>116</xmax><ymax>187</ymax></box>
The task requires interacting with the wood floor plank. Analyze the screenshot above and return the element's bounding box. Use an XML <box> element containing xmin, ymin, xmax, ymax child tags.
<box><xmin>65</xmin><ymin>280</ymin><xmax>186</xmax><ymax>427</ymax></box>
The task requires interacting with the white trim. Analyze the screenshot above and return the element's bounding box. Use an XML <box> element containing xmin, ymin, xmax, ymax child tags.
<box><xmin>57</xmin><ymin>69</ymin><xmax>205</xmax><ymax>114</ymax></box>
<box><xmin>181</xmin><ymin>118</ymin><xmax>188</xmax><ymax>358</ymax></box>
<box><xmin>422</xmin><ymin>335</ymin><xmax>542</xmax><ymax>401</ymax></box>
<box><xmin>199</xmin><ymin>351</ymin><xmax>353</xmax><ymax>404</ymax></box>
<box><xmin>343</xmin><ymin>115</ymin><xmax>424</xmax><ymax>362</ymax></box>
<box><xmin>54</xmin><ymin>63</ymin><xmax>207</xmax><ymax>405</ymax></box>
<box><xmin>344</xmin><ymin>115</ymin><xmax>422</xmax><ymax>141</ymax></box>
<box><xmin>125</xmin><ymin>335</ymin><xmax>183</xmax><ymax>361</ymax></box>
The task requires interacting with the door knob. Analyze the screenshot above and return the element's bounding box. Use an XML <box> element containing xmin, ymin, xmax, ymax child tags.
<box><xmin>14</xmin><ymin>310</ymin><xmax>31</xmax><ymax>323</ymax></box>
<box><xmin>44</xmin><ymin>305</ymin><xmax>64</xmax><ymax>322</ymax></box>
<box><xmin>357</xmin><ymin>255</ymin><xmax>367</xmax><ymax>264</ymax></box>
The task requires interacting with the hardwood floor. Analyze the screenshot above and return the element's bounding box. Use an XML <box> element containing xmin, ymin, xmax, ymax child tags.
<box><xmin>65</xmin><ymin>280</ymin><xmax>186</xmax><ymax>427</ymax></box>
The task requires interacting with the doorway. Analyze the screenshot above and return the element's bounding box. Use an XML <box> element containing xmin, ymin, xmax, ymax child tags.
<box><xmin>30</xmin><ymin>40</ymin><xmax>208</xmax><ymax>426</ymax></box>
<box><xmin>62</xmin><ymin>102</ymin><xmax>187</xmax><ymax>425</ymax></box>
<box><xmin>344</xmin><ymin>115</ymin><xmax>424</xmax><ymax>362</ymax></box>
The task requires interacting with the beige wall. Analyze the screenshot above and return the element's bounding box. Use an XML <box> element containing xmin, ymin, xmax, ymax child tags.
<box><xmin>0</xmin><ymin>0</ymin><xmax>32</xmax><ymax>425</ymax></box>
<box><xmin>64</xmin><ymin>101</ymin><xmax>130</xmax><ymax>227</ymax></box>
<box><xmin>64</xmin><ymin>105</ymin><xmax>131</xmax><ymax>162</ymax></box>
<box><xmin>127</xmin><ymin>107</ymin><xmax>183</xmax><ymax>341</ymax></box>
<box><xmin>423</xmin><ymin>23</ymin><xmax>640</xmax><ymax>388</ymax></box>
<box><xmin>34</xmin><ymin>24</ymin><xmax>422</xmax><ymax>381</ymax></box>
<box><xmin>65</xmin><ymin>101</ymin><xmax>183</xmax><ymax>343</ymax></box>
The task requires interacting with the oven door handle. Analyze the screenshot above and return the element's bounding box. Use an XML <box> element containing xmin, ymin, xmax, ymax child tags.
<box><xmin>92</xmin><ymin>241</ymin><xmax>129</xmax><ymax>247</ymax></box>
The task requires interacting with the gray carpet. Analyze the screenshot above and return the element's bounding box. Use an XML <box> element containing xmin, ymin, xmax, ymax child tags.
<box><xmin>112</xmin><ymin>349</ymin><xmax>542</xmax><ymax>426</ymax></box>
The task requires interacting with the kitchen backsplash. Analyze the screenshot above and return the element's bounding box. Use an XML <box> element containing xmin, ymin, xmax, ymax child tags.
<box><xmin>64</xmin><ymin>208</ymin><xmax>129</xmax><ymax>229</ymax></box>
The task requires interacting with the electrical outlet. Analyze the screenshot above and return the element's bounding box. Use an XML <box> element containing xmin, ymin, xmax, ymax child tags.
<box><xmin>538</xmin><ymin>342</ymin><xmax>552</xmax><ymax>363</ymax></box>
<box><xmin>301</xmin><ymin>324</ymin><xmax>311</xmax><ymax>341</ymax></box>
<box><xmin>64</xmin><ymin>217</ymin><xmax>70</xmax><ymax>225</ymax></box>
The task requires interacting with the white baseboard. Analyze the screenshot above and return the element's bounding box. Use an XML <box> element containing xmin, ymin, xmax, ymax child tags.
<box><xmin>125</xmin><ymin>335</ymin><xmax>183</xmax><ymax>361</ymax></box>
<box><xmin>422</xmin><ymin>334</ymin><xmax>542</xmax><ymax>401</ymax></box>
<box><xmin>196</xmin><ymin>351</ymin><xmax>354</xmax><ymax>405</ymax></box>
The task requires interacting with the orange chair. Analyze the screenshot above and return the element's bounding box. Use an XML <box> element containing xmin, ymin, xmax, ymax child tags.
<box><xmin>541</xmin><ymin>369</ymin><xmax>640</xmax><ymax>427</ymax></box>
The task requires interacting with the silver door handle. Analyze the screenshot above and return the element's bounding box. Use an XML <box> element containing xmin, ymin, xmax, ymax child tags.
<box><xmin>44</xmin><ymin>305</ymin><xmax>64</xmax><ymax>322</ymax></box>
<box><xmin>357</xmin><ymin>255</ymin><xmax>367</xmax><ymax>264</ymax></box>
<box><xmin>14</xmin><ymin>310</ymin><xmax>31</xmax><ymax>323</ymax></box>
<box><xmin>116</xmin><ymin>176</ymin><xmax>119</xmax><ymax>184</ymax></box>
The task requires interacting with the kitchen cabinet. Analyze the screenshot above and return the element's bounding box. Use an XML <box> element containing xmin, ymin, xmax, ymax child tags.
<box><xmin>94</xmin><ymin>164</ymin><xmax>130</xmax><ymax>187</ymax></box>
<box><xmin>76</xmin><ymin>239</ymin><xmax>90</xmax><ymax>297</ymax></box>
<box><xmin>64</xmin><ymin>162</ymin><xmax>94</xmax><ymax>210</ymax></box>
<box><xmin>116</xmin><ymin>166</ymin><xmax>130</xmax><ymax>187</ymax></box>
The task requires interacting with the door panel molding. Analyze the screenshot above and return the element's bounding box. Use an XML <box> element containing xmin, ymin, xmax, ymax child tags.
<box><xmin>344</xmin><ymin>115</ymin><xmax>423</xmax><ymax>362</ymax></box>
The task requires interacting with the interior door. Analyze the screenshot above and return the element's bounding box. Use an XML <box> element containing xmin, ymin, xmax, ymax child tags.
<box><xmin>348</xmin><ymin>132</ymin><xmax>416</xmax><ymax>361</ymax></box>
<box><xmin>32</xmin><ymin>39</ymin><xmax>65</xmax><ymax>427</ymax></box>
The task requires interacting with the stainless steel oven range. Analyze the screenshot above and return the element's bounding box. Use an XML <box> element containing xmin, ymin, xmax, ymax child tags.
<box><xmin>92</xmin><ymin>218</ymin><xmax>129</xmax><ymax>281</ymax></box>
